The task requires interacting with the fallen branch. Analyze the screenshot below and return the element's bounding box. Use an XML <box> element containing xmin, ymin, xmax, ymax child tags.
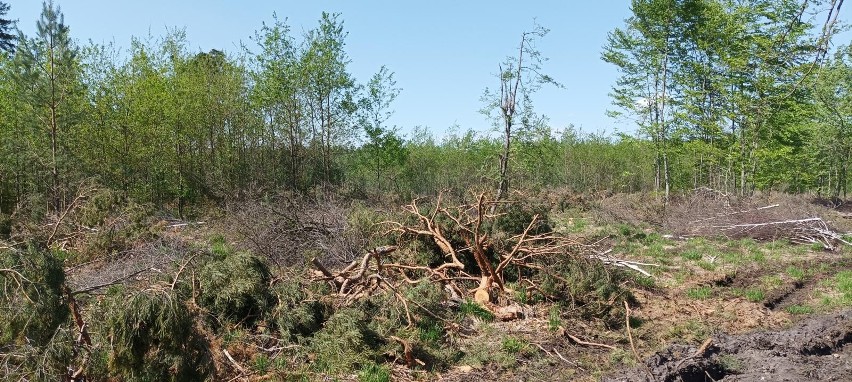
<box><xmin>71</xmin><ymin>266</ymin><xmax>153</xmax><ymax>295</ymax></box>
<box><xmin>625</xmin><ymin>301</ymin><xmax>655</xmax><ymax>382</ymax></box>
<box><xmin>222</xmin><ymin>349</ymin><xmax>246</xmax><ymax>374</ymax></box>
<box><xmin>561</xmin><ymin>328</ymin><xmax>617</xmax><ymax>350</ymax></box>
<box><xmin>713</xmin><ymin>217</ymin><xmax>823</xmax><ymax>229</ymax></box>
<box><xmin>590</xmin><ymin>250</ymin><xmax>659</xmax><ymax>277</ymax></box>
<box><xmin>689</xmin><ymin>204</ymin><xmax>779</xmax><ymax>224</ymax></box>
<box><xmin>673</xmin><ymin>337</ymin><xmax>714</xmax><ymax>372</ymax></box>
<box><xmin>47</xmin><ymin>186</ymin><xmax>95</xmax><ymax>246</ymax></box>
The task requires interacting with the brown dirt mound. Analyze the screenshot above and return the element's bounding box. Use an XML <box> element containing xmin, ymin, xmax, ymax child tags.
<box><xmin>606</xmin><ymin>309</ymin><xmax>852</xmax><ymax>382</ymax></box>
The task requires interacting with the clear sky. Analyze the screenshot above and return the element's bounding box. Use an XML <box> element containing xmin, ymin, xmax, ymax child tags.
<box><xmin>6</xmin><ymin>1</ymin><xmax>850</xmax><ymax>139</ymax></box>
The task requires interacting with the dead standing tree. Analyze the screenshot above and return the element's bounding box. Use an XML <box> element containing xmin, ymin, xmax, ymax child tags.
<box><xmin>482</xmin><ymin>23</ymin><xmax>561</xmax><ymax>206</ymax></box>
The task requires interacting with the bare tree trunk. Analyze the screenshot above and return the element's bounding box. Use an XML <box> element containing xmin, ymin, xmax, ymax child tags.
<box><xmin>496</xmin><ymin>113</ymin><xmax>512</xmax><ymax>203</ymax></box>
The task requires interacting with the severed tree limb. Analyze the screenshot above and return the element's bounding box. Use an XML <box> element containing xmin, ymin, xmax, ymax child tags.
<box><xmin>222</xmin><ymin>349</ymin><xmax>246</xmax><ymax>374</ymax></box>
<box><xmin>590</xmin><ymin>251</ymin><xmax>659</xmax><ymax>277</ymax></box>
<box><xmin>71</xmin><ymin>266</ymin><xmax>153</xmax><ymax>295</ymax></box>
<box><xmin>625</xmin><ymin>301</ymin><xmax>656</xmax><ymax>382</ymax></box>
<box><xmin>688</xmin><ymin>204</ymin><xmax>779</xmax><ymax>224</ymax></box>
<box><xmin>47</xmin><ymin>185</ymin><xmax>95</xmax><ymax>246</ymax></box>
<box><xmin>311</xmin><ymin>257</ymin><xmax>334</xmax><ymax>279</ymax></box>
<box><xmin>390</xmin><ymin>335</ymin><xmax>425</xmax><ymax>367</ymax></box>
<box><xmin>713</xmin><ymin>217</ymin><xmax>823</xmax><ymax>229</ymax></box>
<box><xmin>561</xmin><ymin>327</ymin><xmax>617</xmax><ymax>350</ymax></box>
<box><xmin>494</xmin><ymin>214</ymin><xmax>539</xmax><ymax>276</ymax></box>
<box><xmin>170</xmin><ymin>253</ymin><xmax>199</xmax><ymax>290</ymax></box>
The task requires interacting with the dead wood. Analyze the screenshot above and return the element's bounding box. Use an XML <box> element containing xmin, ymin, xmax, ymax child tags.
<box><xmin>667</xmin><ymin>190</ymin><xmax>851</xmax><ymax>250</ymax></box>
<box><xmin>560</xmin><ymin>327</ymin><xmax>617</xmax><ymax>350</ymax></box>
<box><xmin>311</xmin><ymin>192</ymin><xmax>647</xmax><ymax>327</ymax></box>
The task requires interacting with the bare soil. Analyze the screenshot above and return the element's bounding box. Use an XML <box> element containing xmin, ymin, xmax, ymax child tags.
<box><xmin>606</xmin><ymin>309</ymin><xmax>852</xmax><ymax>382</ymax></box>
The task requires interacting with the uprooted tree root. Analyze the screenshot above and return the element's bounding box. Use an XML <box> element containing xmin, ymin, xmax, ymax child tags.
<box><xmin>311</xmin><ymin>192</ymin><xmax>649</xmax><ymax>324</ymax></box>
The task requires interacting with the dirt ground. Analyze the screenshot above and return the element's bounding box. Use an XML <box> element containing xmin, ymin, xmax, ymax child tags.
<box><xmin>438</xmin><ymin>195</ymin><xmax>852</xmax><ymax>382</ymax></box>
<box><xmin>606</xmin><ymin>309</ymin><xmax>852</xmax><ymax>382</ymax></box>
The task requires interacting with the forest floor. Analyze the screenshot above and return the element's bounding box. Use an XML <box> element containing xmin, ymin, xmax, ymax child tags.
<box><xmin>19</xmin><ymin>190</ymin><xmax>852</xmax><ymax>382</ymax></box>
<box><xmin>432</xmin><ymin>193</ymin><xmax>852</xmax><ymax>381</ymax></box>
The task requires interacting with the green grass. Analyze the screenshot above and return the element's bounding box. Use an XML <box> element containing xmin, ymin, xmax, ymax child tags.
<box><xmin>721</xmin><ymin>251</ymin><xmax>745</xmax><ymax>265</ymax></box>
<box><xmin>673</xmin><ymin>269</ymin><xmax>694</xmax><ymax>285</ymax></box>
<box><xmin>609</xmin><ymin>348</ymin><xmax>636</xmax><ymax>367</ymax></box>
<box><xmin>418</xmin><ymin>320</ymin><xmax>444</xmax><ymax>344</ymax></box>
<box><xmin>785</xmin><ymin>266</ymin><xmax>806</xmax><ymax>281</ymax></box>
<box><xmin>681</xmin><ymin>249</ymin><xmax>702</xmax><ymax>261</ymax></box>
<box><xmin>761</xmin><ymin>275</ymin><xmax>783</xmax><ymax>288</ymax></box>
<box><xmin>569</xmin><ymin>218</ymin><xmax>588</xmax><ymax>233</ymax></box>
<box><xmin>697</xmin><ymin>260</ymin><xmax>717</xmax><ymax>271</ymax></box>
<box><xmin>785</xmin><ymin>304</ymin><xmax>814</xmax><ymax>315</ymax></box>
<box><xmin>547</xmin><ymin>306</ymin><xmax>562</xmax><ymax>331</ymax></box>
<box><xmin>750</xmin><ymin>251</ymin><xmax>766</xmax><ymax>263</ymax></box>
<box><xmin>834</xmin><ymin>270</ymin><xmax>852</xmax><ymax>305</ymax></box>
<box><xmin>358</xmin><ymin>362</ymin><xmax>390</xmax><ymax>382</ymax></box>
<box><xmin>744</xmin><ymin>289</ymin><xmax>765</xmax><ymax>302</ymax></box>
<box><xmin>719</xmin><ymin>354</ymin><xmax>744</xmax><ymax>373</ymax></box>
<box><xmin>252</xmin><ymin>354</ymin><xmax>270</xmax><ymax>374</ymax></box>
<box><xmin>501</xmin><ymin>336</ymin><xmax>528</xmax><ymax>354</ymax></box>
<box><xmin>687</xmin><ymin>286</ymin><xmax>712</xmax><ymax>300</ymax></box>
<box><xmin>665</xmin><ymin>319</ymin><xmax>709</xmax><ymax>343</ymax></box>
<box><xmin>630</xmin><ymin>274</ymin><xmax>657</xmax><ymax>289</ymax></box>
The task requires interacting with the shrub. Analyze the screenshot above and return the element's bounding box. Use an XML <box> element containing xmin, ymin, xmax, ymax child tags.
<box><xmin>494</xmin><ymin>198</ymin><xmax>552</xmax><ymax>236</ymax></box>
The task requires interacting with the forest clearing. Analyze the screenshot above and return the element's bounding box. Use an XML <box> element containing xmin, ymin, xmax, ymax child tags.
<box><xmin>2</xmin><ymin>1</ymin><xmax>852</xmax><ymax>381</ymax></box>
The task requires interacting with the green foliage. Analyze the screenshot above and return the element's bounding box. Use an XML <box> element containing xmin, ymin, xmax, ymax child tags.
<box><xmin>494</xmin><ymin>198</ymin><xmax>552</xmax><ymax>236</ymax></box>
<box><xmin>540</xmin><ymin>257</ymin><xmax>633</xmax><ymax>326</ymax></box>
<box><xmin>501</xmin><ymin>336</ymin><xmax>528</xmax><ymax>355</ymax></box>
<box><xmin>0</xmin><ymin>246</ymin><xmax>68</xmax><ymax>346</ymax></box>
<box><xmin>268</xmin><ymin>276</ymin><xmax>330</xmax><ymax>341</ymax></box>
<box><xmin>719</xmin><ymin>354</ymin><xmax>744</xmax><ymax>374</ymax></box>
<box><xmin>681</xmin><ymin>249</ymin><xmax>702</xmax><ymax>261</ymax></box>
<box><xmin>832</xmin><ymin>270</ymin><xmax>852</xmax><ymax>305</ymax></box>
<box><xmin>458</xmin><ymin>299</ymin><xmax>495</xmax><ymax>322</ymax></box>
<box><xmin>198</xmin><ymin>250</ymin><xmax>273</xmax><ymax>324</ymax></box>
<box><xmin>744</xmin><ymin>289</ymin><xmax>765</xmax><ymax>303</ymax></box>
<box><xmin>786</xmin><ymin>266</ymin><xmax>806</xmax><ymax>281</ymax></box>
<box><xmin>308</xmin><ymin>307</ymin><xmax>385</xmax><ymax>374</ymax></box>
<box><xmin>0</xmin><ymin>246</ymin><xmax>73</xmax><ymax>380</ymax></box>
<box><xmin>103</xmin><ymin>287</ymin><xmax>212</xmax><ymax>382</ymax></box>
<box><xmin>0</xmin><ymin>2</ymin><xmax>15</xmax><ymax>52</ymax></box>
<box><xmin>547</xmin><ymin>306</ymin><xmax>562</xmax><ymax>331</ymax></box>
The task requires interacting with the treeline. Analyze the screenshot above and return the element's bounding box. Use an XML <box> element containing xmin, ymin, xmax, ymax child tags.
<box><xmin>604</xmin><ymin>0</ymin><xmax>851</xmax><ymax>198</ymax></box>
<box><xmin>0</xmin><ymin>1</ymin><xmax>850</xmax><ymax>219</ymax></box>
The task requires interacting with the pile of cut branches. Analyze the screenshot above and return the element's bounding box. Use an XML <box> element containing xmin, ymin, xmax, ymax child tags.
<box><xmin>667</xmin><ymin>188</ymin><xmax>851</xmax><ymax>250</ymax></box>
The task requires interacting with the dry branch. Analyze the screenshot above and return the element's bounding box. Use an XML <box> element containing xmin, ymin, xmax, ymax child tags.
<box><xmin>561</xmin><ymin>328</ymin><xmax>617</xmax><ymax>350</ymax></box>
<box><xmin>590</xmin><ymin>250</ymin><xmax>659</xmax><ymax>277</ymax></box>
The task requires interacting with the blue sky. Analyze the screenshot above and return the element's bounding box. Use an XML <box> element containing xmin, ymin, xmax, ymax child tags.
<box><xmin>7</xmin><ymin>1</ymin><xmax>850</xmax><ymax>139</ymax></box>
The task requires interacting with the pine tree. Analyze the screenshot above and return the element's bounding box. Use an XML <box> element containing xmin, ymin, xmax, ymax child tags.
<box><xmin>12</xmin><ymin>0</ymin><xmax>83</xmax><ymax>211</ymax></box>
<box><xmin>0</xmin><ymin>1</ymin><xmax>15</xmax><ymax>53</ymax></box>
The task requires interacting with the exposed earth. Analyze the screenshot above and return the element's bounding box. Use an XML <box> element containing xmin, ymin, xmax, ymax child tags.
<box><xmin>608</xmin><ymin>309</ymin><xmax>852</xmax><ymax>382</ymax></box>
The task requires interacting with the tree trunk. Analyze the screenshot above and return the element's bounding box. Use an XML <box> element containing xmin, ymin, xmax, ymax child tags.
<box><xmin>496</xmin><ymin>115</ymin><xmax>511</xmax><ymax>203</ymax></box>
